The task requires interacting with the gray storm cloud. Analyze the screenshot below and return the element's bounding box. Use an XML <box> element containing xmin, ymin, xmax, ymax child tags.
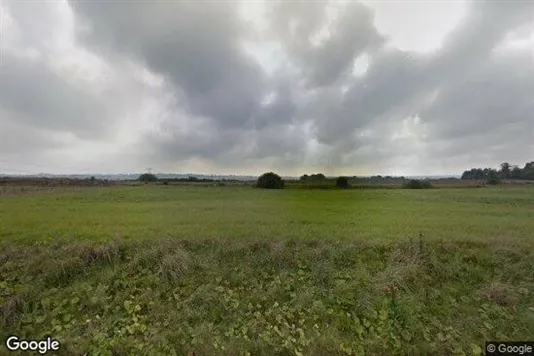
<box><xmin>0</xmin><ymin>55</ymin><xmax>112</xmax><ymax>139</ymax></box>
<box><xmin>0</xmin><ymin>0</ymin><xmax>532</xmax><ymax>175</ymax></box>
<box><xmin>69</xmin><ymin>1</ymin><xmax>267</xmax><ymax>129</ymax></box>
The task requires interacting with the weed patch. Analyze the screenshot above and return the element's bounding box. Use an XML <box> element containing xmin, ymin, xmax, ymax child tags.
<box><xmin>1</xmin><ymin>237</ymin><xmax>533</xmax><ymax>355</ymax></box>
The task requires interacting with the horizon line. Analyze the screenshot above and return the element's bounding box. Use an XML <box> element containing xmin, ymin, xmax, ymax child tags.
<box><xmin>0</xmin><ymin>172</ymin><xmax>461</xmax><ymax>179</ymax></box>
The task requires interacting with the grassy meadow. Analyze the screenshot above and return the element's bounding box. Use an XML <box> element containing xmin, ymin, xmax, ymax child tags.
<box><xmin>1</xmin><ymin>185</ymin><xmax>534</xmax><ymax>355</ymax></box>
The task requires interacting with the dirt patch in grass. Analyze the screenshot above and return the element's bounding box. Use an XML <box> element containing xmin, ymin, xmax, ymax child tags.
<box><xmin>480</xmin><ymin>282</ymin><xmax>519</xmax><ymax>307</ymax></box>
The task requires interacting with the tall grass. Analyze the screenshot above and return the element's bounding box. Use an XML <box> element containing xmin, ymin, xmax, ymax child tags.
<box><xmin>1</xmin><ymin>236</ymin><xmax>533</xmax><ymax>355</ymax></box>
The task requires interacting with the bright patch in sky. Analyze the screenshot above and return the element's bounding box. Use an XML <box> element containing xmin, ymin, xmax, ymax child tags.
<box><xmin>392</xmin><ymin>116</ymin><xmax>427</xmax><ymax>141</ymax></box>
<box><xmin>309</xmin><ymin>3</ymin><xmax>341</xmax><ymax>47</ymax></box>
<box><xmin>362</xmin><ymin>0</ymin><xmax>467</xmax><ymax>53</ymax></box>
<box><xmin>496</xmin><ymin>25</ymin><xmax>534</xmax><ymax>53</ymax></box>
<box><xmin>352</xmin><ymin>53</ymin><xmax>370</xmax><ymax>76</ymax></box>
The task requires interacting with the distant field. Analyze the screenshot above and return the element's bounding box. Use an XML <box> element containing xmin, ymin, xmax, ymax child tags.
<box><xmin>1</xmin><ymin>186</ymin><xmax>533</xmax><ymax>355</ymax></box>
<box><xmin>1</xmin><ymin>185</ymin><xmax>533</xmax><ymax>242</ymax></box>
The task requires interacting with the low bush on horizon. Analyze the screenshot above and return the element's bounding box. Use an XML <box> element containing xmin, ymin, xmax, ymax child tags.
<box><xmin>257</xmin><ymin>172</ymin><xmax>284</xmax><ymax>189</ymax></box>
<box><xmin>403</xmin><ymin>179</ymin><xmax>433</xmax><ymax>189</ymax></box>
<box><xmin>138</xmin><ymin>173</ymin><xmax>158</xmax><ymax>183</ymax></box>
<box><xmin>336</xmin><ymin>176</ymin><xmax>350</xmax><ymax>189</ymax></box>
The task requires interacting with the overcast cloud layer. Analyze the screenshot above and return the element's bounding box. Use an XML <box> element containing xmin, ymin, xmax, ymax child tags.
<box><xmin>0</xmin><ymin>0</ymin><xmax>532</xmax><ymax>176</ymax></box>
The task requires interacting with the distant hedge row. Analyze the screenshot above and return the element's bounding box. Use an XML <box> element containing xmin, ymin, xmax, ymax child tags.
<box><xmin>402</xmin><ymin>179</ymin><xmax>433</xmax><ymax>189</ymax></box>
<box><xmin>139</xmin><ymin>172</ymin><xmax>437</xmax><ymax>190</ymax></box>
<box><xmin>256</xmin><ymin>173</ymin><xmax>351</xmax><ymax>189</ymax></box>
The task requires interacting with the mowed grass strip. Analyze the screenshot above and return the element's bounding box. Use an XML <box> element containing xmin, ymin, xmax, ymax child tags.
<box><xmin>1</xmin><ymin>186</ymin><xmax>534</xmax><ymax>355</ymax></box>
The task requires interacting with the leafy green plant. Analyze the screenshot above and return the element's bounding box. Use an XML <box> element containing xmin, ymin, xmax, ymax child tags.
<box><xmin>138</xmin><ymin>173</ymin><xmax>158</xmax><ymax>183</ymax></box>
<box><xmin>336</xmin><ymin>176</ymin><xmax>349</xmax><ymax>189</ymax></box>
<box><xmin>402</xmin><ymin>179</ymin><xmax>433</xmax><ymax>189</ymax></box>
<box><xmin>256</xmin><ymin>172</ymin><xmax>284</xmax><ymax>189</ymax></box>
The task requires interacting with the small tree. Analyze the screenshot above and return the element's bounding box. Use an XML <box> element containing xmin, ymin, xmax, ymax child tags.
<box><xmin>257</xmin><ymin>172</ymin><xmax>284</xmax><ymax>189</ymax></box>
<box><xmin>486</xmin><ymin>170</ymin><xmax>501</xmax><ymax>185</ymax></box>
<box><xmin>510</xmin><ymin>166</ymin><xmax>522</xmax><ymax>179</ymax></box>
<box><xmin>499</xmin><ymin>162</ymin><xmax>511</xmax><ymax>179</ymax></box>
<box><xmin>138</xmin><ymin>173</ymin><xmax>158</xmax><ymax>183</ymax></box>
<box><xmin>522</xmin><ymin>162</ymin><xmax>534</xmax><ymax>180</ymax></box>
<box><xmin>336</xmin><ymin>176</ymin><xmax>349</xmax><ymax>188</ymax></box>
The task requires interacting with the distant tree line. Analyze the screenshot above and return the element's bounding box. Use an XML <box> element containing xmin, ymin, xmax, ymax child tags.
<box><xmin>298</xmin><ymin>174</ymin><xmax>407</xmax><ymax>182</ymax></box>
<box><xmin>403</xmin><ymin>179</ymin><xmax>433</xmax><ymax>189</ymax></box>
<box><xmin>461</xmin><ymin>162</ymin><xmax>534</xmax><ymax>181</ymax></box>
<box><xmin>138</xmin><ymin>174</ymin><xmax>256</xmax><ymax>184</ymax></box>
<box><xmin>0</xmin><ymin>176</ymin><xmax>113</xmax><ymax>187</ymax></box>
<box><xmin>163</xmin><ymin>176</ymin><xmax>217</xmax><ymax>183</ymax></box>
<box><xmin>352</xmin><ymin>175</ymin><xmax>407</xmax><ymax>184</ymax></box>
<box><xmin>299</xmin><ymin>173</ymin><xmax>326</xmax><ymax>182</ymax></box>
<box><xmin>257</xmin><ymin>172</ymin><xmax>351</xmax><ymax>189</ymax></box>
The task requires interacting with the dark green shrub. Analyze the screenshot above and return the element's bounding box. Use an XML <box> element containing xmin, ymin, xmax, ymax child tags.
<box><xmin>336</xmin><ymin>176</ymin><xmax>349</xmax><ymax>188</ymax></box>
<box><xmin>486</xmin><ymin>170</ymin><xmax>501</xmax><ymax>185</ymax></box>
<box><xmin>299</xmin><ymin>173</ymin><xmax>326</xmax><ymax>182</ymax></box>
<box><xmin>256</xmin><ymin>172</ymin><xmax>284</xmax><ymax>189</ymax></box>
<box><xmin>403</xmin><ymin>179</ymin><xmax>433</xmax><ymax>189</ymax></box>
<box><xmin>138</xmin><ymin>173</ymin><xmax>158</xmax><ymax>183</ymax></box>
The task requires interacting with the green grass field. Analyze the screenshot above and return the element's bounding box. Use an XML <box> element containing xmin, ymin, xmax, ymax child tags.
<box><xmin>1</xmin><ymin>186</ymin><xmax>534</xmax><ymax>355</ymax></box>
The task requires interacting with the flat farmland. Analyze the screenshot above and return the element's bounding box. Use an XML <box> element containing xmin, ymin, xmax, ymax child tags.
<box><xmin>1</xmin><ymin>185</ymin><xmax>533</xmax><ymax>242</ymax></box>
<box><xmin>1</xmin><ymin>185</ymin><xmax>533</xmax><ymax>355</ymax></box>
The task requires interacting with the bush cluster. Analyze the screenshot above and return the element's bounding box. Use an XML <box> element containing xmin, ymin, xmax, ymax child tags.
<box><xmin>402</xmin><ymin>179</ymin><xmax>433</xmax><ymax>189</ymax></box>
<box><xmin>336</xmin><ymin>176</ymin><xmax>350</xmax><ymax>188</ymax></box>
<box><xmin>256</xmin><ymin>172</ymin><xmax>284</xmax><ymax>189</ymax></box>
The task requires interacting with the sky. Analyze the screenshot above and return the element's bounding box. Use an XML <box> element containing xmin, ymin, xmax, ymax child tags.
<box><xmin>0</xmin><ymin>0</ymin><xmax>532</xmax><ymax>176</ymax></box>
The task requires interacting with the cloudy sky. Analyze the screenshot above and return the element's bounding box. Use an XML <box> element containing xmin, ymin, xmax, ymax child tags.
<box><xmin>0</xmin><ymin>0</ymin><xmax>532</xmax><ymax>176</ymax></box>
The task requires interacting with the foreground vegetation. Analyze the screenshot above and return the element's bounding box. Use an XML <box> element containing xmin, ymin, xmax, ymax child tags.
<box><xmin>1</xmin><ymin>186</ymin><xmax>534</xmax><ymax>355</ymax></box>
